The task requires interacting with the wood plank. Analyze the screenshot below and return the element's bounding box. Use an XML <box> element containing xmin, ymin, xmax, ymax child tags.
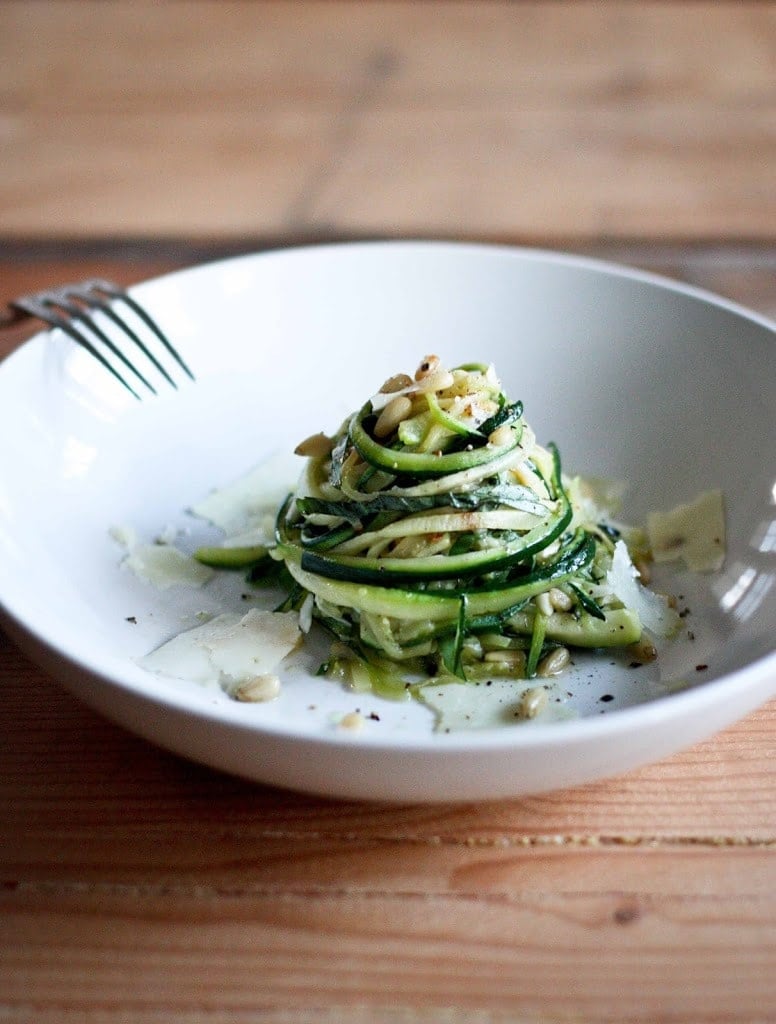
<box><xmin>3</xmin><ymin>825</ymin><xmax>776</xmax><ymax>897</ymax></box>
<box><xmin>0</xmin><ymin>2</ymin><xmax>773</xmax><ymax>240</ymax></box>
<box><xmin>1</xmin><ymin>887</ymin><xmax>775</xmax><ymax>1020</ymax></box>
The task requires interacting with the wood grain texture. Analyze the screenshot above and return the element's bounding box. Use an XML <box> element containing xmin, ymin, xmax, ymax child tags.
<box><xmin>2</xmin><ymin>886</ymin><xmax>775</xmax><ymax>1021</ymax></box>
<box><xmin>1</xmin><ymin>1</ymin><xmax>774</xmax><ymax>240</ymax></box>
<box><xmin>2</xmin><ymin>297</ymin><xmax>776</xmax><ymax>1020</ymax></box>
<box><xmin>1</xmin><ymin>246</ymin><xmax>775</xmax><ymax>1019</ymax></box>
<box><xmin>1</xmin><ymin>0</ymin><xmax>775</xmax><ymax>1011</ymax></box>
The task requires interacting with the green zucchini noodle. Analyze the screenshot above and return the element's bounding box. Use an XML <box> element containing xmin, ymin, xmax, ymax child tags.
<box><xmin>259</xmin><ymin>356</ymin><xmax>677</xmax><ymax>701</ymax></box>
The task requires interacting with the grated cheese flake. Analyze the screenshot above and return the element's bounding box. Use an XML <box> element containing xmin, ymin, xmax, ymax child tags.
<box><xmin>647</xmin><ymin>489</ymin><xmax>726</xmax><ymax>572</ymax></box>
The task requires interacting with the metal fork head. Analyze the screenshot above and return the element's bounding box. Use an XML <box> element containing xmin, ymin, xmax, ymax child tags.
<box><xmin>3</xmin><ymin>279</ymin><xmax>193</xmax><ymax>399</ymax></box>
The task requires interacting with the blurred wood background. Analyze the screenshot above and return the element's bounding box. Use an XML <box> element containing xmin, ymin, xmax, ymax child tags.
<box><xmin>1</xmin><ymin>1</ymin><xmax>774</xmax><ymax>243</ymax></box>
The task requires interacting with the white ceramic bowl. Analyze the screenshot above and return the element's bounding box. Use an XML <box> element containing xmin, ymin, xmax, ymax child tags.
<box><xmin>1</xmin><ymin>242</ymin><xmax>774</xmax><ymax>801</ymax></box>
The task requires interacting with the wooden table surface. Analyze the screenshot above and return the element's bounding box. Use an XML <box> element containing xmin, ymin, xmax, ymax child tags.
<box><xmin>1</xmin><ymin>3</ymin><xmax>775</xmax><ymax>1021</ymax></box>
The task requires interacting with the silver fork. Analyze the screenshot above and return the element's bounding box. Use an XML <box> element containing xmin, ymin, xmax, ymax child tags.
<box><xmin>0</xmin><ymin>278</ymin><xmax>194</xmax><ymax>399</ymax></box>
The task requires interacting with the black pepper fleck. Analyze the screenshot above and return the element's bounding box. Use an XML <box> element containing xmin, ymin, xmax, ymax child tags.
<box><xmin>600</xmin><ymin>693</ymin><xmax>614</xmax><ymax>703</ymax></box>
<box><xmin>125</xmin><ymin>616</ymin><xmax>137</xmax><ymax>624</ymax></box>
<box><xmin>695</xmin><ymin>664</ymin><xmax>709</xmax><ymax>672</ymax></box>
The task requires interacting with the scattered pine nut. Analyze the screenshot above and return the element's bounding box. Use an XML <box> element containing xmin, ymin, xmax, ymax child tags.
<box><xmin>549</xmin><ymin>587</ymin><xmax>573</xmax><ymax>611</ymax></box>
<box><xmin>537</xmin><ymin>646</ymin><xmax>570</xmax><ymax>678</ymax></box>
<box><xmin>634</xmin><ymin>557</ymin><xmax>652</xmax><ymax>584</ymax></box>
<box><xmin>380</xmin><ymin>373</ymin><xmax>413</xmax><ymax>394</ymax></box>
<box><xmin>374</xmin><ymin>395</ymin><xmax>413</xmax><ymax>437</ymax></box>
<box><xmin>484</xmin><ymin>649</ymin><xmax>527</xmax><ymax>671</ymax></box>
<box><xmin>414</xmin><ymin>355</ymin><xmax>441</xmax><ymax>380</ymax></box>
<box><xmin>520</xmin><ymin>686</ymin><xmax>548</xmax><ymax>719</ymax></box>
<box><xmin>535</xmin><ymin>591</ymin><xmax>554</xmax><ymax>617</ymax></box>
<box><xmin>233</xmin><ymin>674</ymin><xmax>281</xmax><ymax>702</ymax></box>
<box><xmin>416</xmin><ymin>368</ymin><xmax>455</xmax><ymax>394</ymax></box>
<box><xmin>488</xmin><ymin>425</ymin><xmax>513</xmax><ymax>447</ymax></box>
<box><xmin>294</xmin><ymin>432</ymin><xmax>333</xmax><ymax>458</ymax></box>
<box><xmin>339</xmin><ymin>711</ymin><xmax>365</xmax><ymax>732</ymax></box>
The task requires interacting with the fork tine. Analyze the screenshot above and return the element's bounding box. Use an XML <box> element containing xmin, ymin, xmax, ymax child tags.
<box><xmin>5</xmin><ymin>277</ymin><xmax>192</xmax><ymax>398</ymax></box>
<box><xmin>62</xmin><ymin>284</ymin><xmax>176</xmax><ymax>391</ymax></box>
<box><xmin>87</xmin><ymin>279</ymin><xmax>195</xmax><ymax>381</ymax></box>
<box><xmin>42</xmin><ymin>291</ymin><xmax>159</xmax><ymax>396</ymax></box>
<box><xmin>12</xmin><ymin>293</ymin><xmax>143</xmax><ymax>400</ymax></box>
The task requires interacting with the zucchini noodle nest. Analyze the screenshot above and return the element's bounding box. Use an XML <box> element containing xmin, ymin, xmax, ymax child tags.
<box><xmin>270</xmin><ymin>356</ymin><xmax>661</xmax><ymax>700</ymax></box>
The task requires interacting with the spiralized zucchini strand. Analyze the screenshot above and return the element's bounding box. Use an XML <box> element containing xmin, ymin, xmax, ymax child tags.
<box><xmin>268</xmin><ymin>356</ymin><xmax>665</xmax><ymax>693</ymax></box>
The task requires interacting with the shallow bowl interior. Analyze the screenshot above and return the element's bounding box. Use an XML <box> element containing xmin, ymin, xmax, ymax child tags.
<box><xmin>1</xmin><ymin>242</ymin><xmax>774</xmax><ymax>801</ymax></box>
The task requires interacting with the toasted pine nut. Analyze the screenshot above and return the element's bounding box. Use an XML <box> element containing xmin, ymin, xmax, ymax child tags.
<box><xmin>549</xmin><ymin>587</ymin><xmax>573</xmax><ymax>612</ymax></box>
<box><xmin>484</xmin><ymin>649</ymin><xmax>527</xmax><ymax>670</ymax></box>
<box><xmin>535</xmin><ymin>591</ymin><xmax>554</xmax><ymax>617</ymax></box>
<box><xmin>416</xmin><ymin>369</ymin><xmax>455</xmax><ymax>394</ymax></box>
<box><xmin>520</xmin><ymin>685</ymin><xmax>548</xmax><ymax>719</ymax></box>
<box><xmin>414</xmin><ymin>355</ymin><xmax>441</xmax><ymax>380</ymax></box>
<box><xmin>537</xmin><ymin>646</ymin><xmax>570</xmax><ymax>678</ymax></box>
<box><xmin>634</xmin><ymin>557</ymin><xmax>652</xmax><ymax>584</ymax></box>
<box><xmin>294</xmin><ymin>432</ymin><xmax>333</xmax><ymax>458</ymax></box>
<box><xmin>626</xmin><ymin>638</ymin><xmax>657</xmax><ymax>664</ymax></box>
<box><xmin>233</xmin><ymin>674</ymin><xmax>281</xmax><ymax>702</ymax></box>
<box><xmin>374</xmin><ymin>395</ymin><xmax>413</xmax><ymax>438</ymax></box>
<box><xmin>379</xmin><ymin>373</ymin><xmax>413</xmax><ymax>394</ymax></box>
<box><xmin>488</xmin><ymin>424</ymin><xmax>513</xmax><ymax>447</ymax></box>
<box><xmin>339</xmin><ymin>711</ymin><xmax>365</xmax><ymax>732</ymax></box>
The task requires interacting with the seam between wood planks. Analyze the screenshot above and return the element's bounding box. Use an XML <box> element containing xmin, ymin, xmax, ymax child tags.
<box><xmin>2</xmin><ymin>879</ymin><xmax>774</xmax><ymax>904</ymax></box>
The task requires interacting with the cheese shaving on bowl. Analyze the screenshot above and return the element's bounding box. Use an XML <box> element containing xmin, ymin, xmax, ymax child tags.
<box><xmin>140</xmin><ymin>608</ymin><xmax>301</xmax><ymax>700</ymax></box>
<box><xmin>647</xmin><ymin>489</ymin><xmax>726</xmax><ymax>573</ymax></box>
